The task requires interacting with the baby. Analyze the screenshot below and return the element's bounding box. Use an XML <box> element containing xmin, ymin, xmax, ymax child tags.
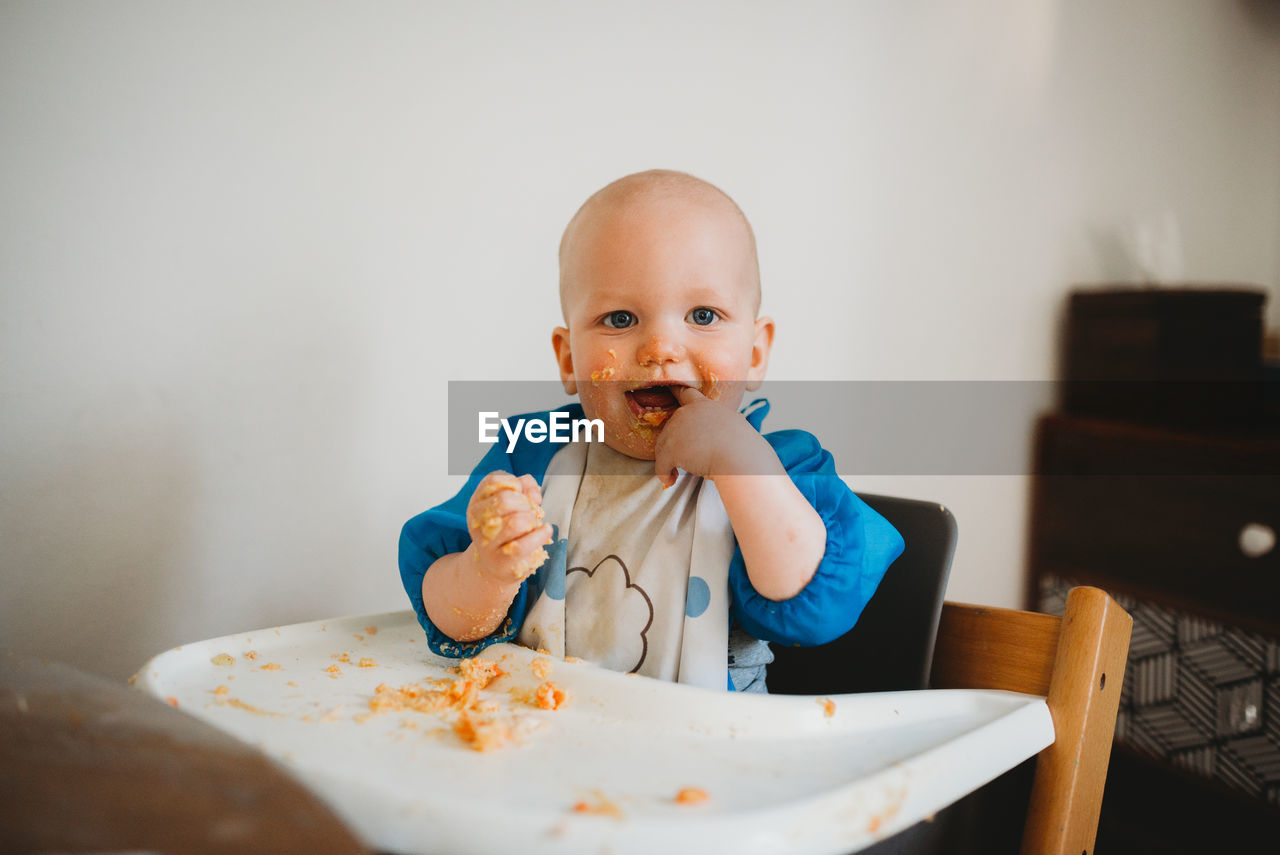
<box><xmin>400</xmin><ymin>170</ymin><xmax>903</xmax><ymax>692</ymax></box>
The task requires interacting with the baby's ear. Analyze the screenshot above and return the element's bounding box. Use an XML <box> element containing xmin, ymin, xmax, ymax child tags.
<box><xmin>745</xmin><ymin>316</ymin><xmax>775</xmax><ymax>392</ymax></box>
<box><xmin>551</xmin><ymin>327</ymin><xmax>578</xmax><ymax>395</ymax></box>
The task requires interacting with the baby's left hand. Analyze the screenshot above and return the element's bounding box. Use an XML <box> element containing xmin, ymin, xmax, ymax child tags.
<box><xmin>654</xmin><ymin>386</ymin><xmax>774</xmax><ymax>487</ymax></box>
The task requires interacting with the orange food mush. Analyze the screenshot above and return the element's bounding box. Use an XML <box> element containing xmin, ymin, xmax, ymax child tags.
<box><xmin>536</xmin><ymin>681</ymin><xmax>568</xmax><ymax>710</ymax></box>
<box><xmin>674</xmin><ymin>787</ymin><xmax>710</xmax><ymax>805</ymax></box>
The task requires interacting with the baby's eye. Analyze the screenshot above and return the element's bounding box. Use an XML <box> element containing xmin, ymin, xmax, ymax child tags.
<box><xmin>688</xmin><ymin>307</ymin><xmax>719</xmax><ymax>326</ymax></box>
<box><xmin>603</xmin><ymin>310</ymin><xmax>636</xmax><ymax>329</ymax></box>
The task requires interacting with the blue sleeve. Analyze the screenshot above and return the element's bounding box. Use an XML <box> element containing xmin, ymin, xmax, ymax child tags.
<box><xmin>728</xmin><ymin>429</ymin><xmax>905</xmax><ymax>647</ymax></box>
<box><xmin>397</xmin><ymin>405</ymin><xmax>578</xmax><ymax>658</ymax></box>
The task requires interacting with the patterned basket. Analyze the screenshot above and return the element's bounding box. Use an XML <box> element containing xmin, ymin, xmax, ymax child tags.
<box><xmin>1039</xmin><ymin>574</ymin><xmax>1280</xmax><ymax>806</ymax></box>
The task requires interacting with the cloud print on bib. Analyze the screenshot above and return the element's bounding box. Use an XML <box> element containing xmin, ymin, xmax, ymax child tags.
<box><xmin>564</xmin><ymin>555</ymin><xmax>654</xmax><ymax>674</ymax></box>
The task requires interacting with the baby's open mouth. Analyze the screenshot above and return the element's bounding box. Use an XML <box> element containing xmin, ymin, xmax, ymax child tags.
<box><xmin>625</xmin><ymin>384</ymin><xmax>683</xmax><ymax>426</ymax></box>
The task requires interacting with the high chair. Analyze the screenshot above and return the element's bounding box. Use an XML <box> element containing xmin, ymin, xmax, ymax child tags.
<box><xmin>931</xmin><ymin>585</ymin><xmax>1132</xmax><ymax>855</ymax></box>
<box><xmin>769</xmin><ymin>493</ymin><xmax>1132</xmax><ymax>855</ymax></box>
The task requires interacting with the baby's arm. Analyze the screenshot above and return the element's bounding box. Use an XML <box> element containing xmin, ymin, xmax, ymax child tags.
<box><xmin>656</xmin><ymin>388</ymin><xmax>826</xmax><ymax>600</ymax></box>
<box><xmin>421</xmin><ymin>471</ymin><xmax>552</xmax><ymax>642</ymax></box>
<box><xmin>713</xmin><ymin>469</ymin><xmax>826</xmax><ymax>600</ymax></box>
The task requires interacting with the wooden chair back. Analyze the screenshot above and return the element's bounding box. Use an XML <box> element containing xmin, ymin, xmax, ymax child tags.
<box><xmin>931</xmin><ymin>585</ymin><xmax>1132</xmax><ymax>855</ymax></box>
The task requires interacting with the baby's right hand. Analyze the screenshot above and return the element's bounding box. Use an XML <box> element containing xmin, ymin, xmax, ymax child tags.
<box><xmin>465</xmin><ymin>471</ymin><xmax>552</xmax><ymax>583</ymax></box>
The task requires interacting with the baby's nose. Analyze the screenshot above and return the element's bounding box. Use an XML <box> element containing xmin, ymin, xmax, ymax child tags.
<box><xmin>636</xmin><ymin>332</ymin><xmax>683</xmax><ymax>366</ymax></box>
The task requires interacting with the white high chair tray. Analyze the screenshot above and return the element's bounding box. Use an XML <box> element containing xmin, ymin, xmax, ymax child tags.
<box><xmin>135</xmin><ymin>610</ymin><xmax>1053</xmax><ymax>855</ymax></box>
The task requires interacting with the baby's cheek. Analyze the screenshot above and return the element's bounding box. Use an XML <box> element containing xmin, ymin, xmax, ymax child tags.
<box><xmin>576</xmin><ymin>382</ymin><xmax>608</xmax><ymax>420</ymax></box>
<box><xmin>697</xmin><ymin>363</ymin><xmax>747</xmax><ymax>405</ymax></box>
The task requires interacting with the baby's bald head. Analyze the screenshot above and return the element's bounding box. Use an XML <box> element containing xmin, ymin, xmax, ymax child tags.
<box><xmin>558</xmin><ymin>170</ymin><xmax>761</xmax><ymax>320</ymax></box>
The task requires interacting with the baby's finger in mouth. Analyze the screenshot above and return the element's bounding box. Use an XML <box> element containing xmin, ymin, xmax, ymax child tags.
<box><xmin>670</xmin><ymin>385</ymin><xmax>707</xmax><ymax>405</ymax></box>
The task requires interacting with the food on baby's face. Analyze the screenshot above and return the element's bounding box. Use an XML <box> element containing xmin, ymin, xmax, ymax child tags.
<box><xmin>704</xmin><ymin>372</ymin><xmax>720</xmax><ymax>401</ymax></box>
<box><xmin>590</xmin><ymin>367</ymin><xmax>616</xmax><ymax>383</ymax></box>
<box><xmin>626</xmin><ymin>384</ymin><xmax>680</xmax><ymax>424</ymax></box>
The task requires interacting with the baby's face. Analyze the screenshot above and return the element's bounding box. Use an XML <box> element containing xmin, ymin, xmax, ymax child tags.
<box><xmin>554</xmin><ymin>192</ymin><xmax>772</xmax><ymax>460</ymax></box>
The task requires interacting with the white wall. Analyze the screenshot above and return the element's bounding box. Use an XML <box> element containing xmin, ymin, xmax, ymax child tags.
<box><xmin>3</xmin><ymin>1</ymin><xmax>1278</xmax><ymax>680</ymax></box>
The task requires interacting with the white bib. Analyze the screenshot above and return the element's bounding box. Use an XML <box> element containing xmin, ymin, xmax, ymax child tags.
<box><xmin>517</xmin><ymin>441</ymin><xmax>735</xmax><ymax>690</ymax></box>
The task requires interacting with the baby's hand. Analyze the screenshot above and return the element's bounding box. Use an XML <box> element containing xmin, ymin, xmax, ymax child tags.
<box><xmin>654</xmin><ymin>386</ymin><xmax>773</xmax><ymax>487</ymax></box>
<box><xmin>465</xmin><ymin>471</ymin><xmax>552</xmax><ymax>583</ymax></box>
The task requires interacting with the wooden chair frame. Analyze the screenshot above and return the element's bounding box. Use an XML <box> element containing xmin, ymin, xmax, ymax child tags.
<box><xmin>930</xmin><ymin>585</ymin><xmax>1132</xmax><ymax>855</ymax></box>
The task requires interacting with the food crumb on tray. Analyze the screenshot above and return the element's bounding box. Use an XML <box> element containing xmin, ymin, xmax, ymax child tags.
<box><xmin>536</xmin><ymin>681</ymin><xmax>569</xmax><ymax>710</ymax></box>
<box><xmin>216</xmin><ymin>696</ymin><xmax>282</xmax><ymax>718</ymax></box>
<box><xmin>818</xmin><ymin>697</ymin><xmax>836</xmax><ymax>717</ymax></box>
<box><xmin>453</xmin><ymin>711</ymin><xmax>514</xmax><ymax>752</ymax></box>
<box><xmin>571</xmin><ymin>791</ymin><xmax>625</xmax><ymax>820</ymax></box>
<box><xmin>674</xmin><ymin>787</ymin><xmax>710</xmax><ymax>805</ymax></box>
<box><xmin>363</xmin><ymin>655</ymin><xmax>571</xmax><ymax>751</ymax></box>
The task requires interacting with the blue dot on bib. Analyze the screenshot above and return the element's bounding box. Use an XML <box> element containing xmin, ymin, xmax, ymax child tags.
<box><xmin>543</xmin><ymin>527</ymin><xmax>568</xmax><ymax>601</ymax></box>
<box><xmin>685</xmin><ymin>576</ymin><xmax>711</xmax><ymax>618</ymax></box>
